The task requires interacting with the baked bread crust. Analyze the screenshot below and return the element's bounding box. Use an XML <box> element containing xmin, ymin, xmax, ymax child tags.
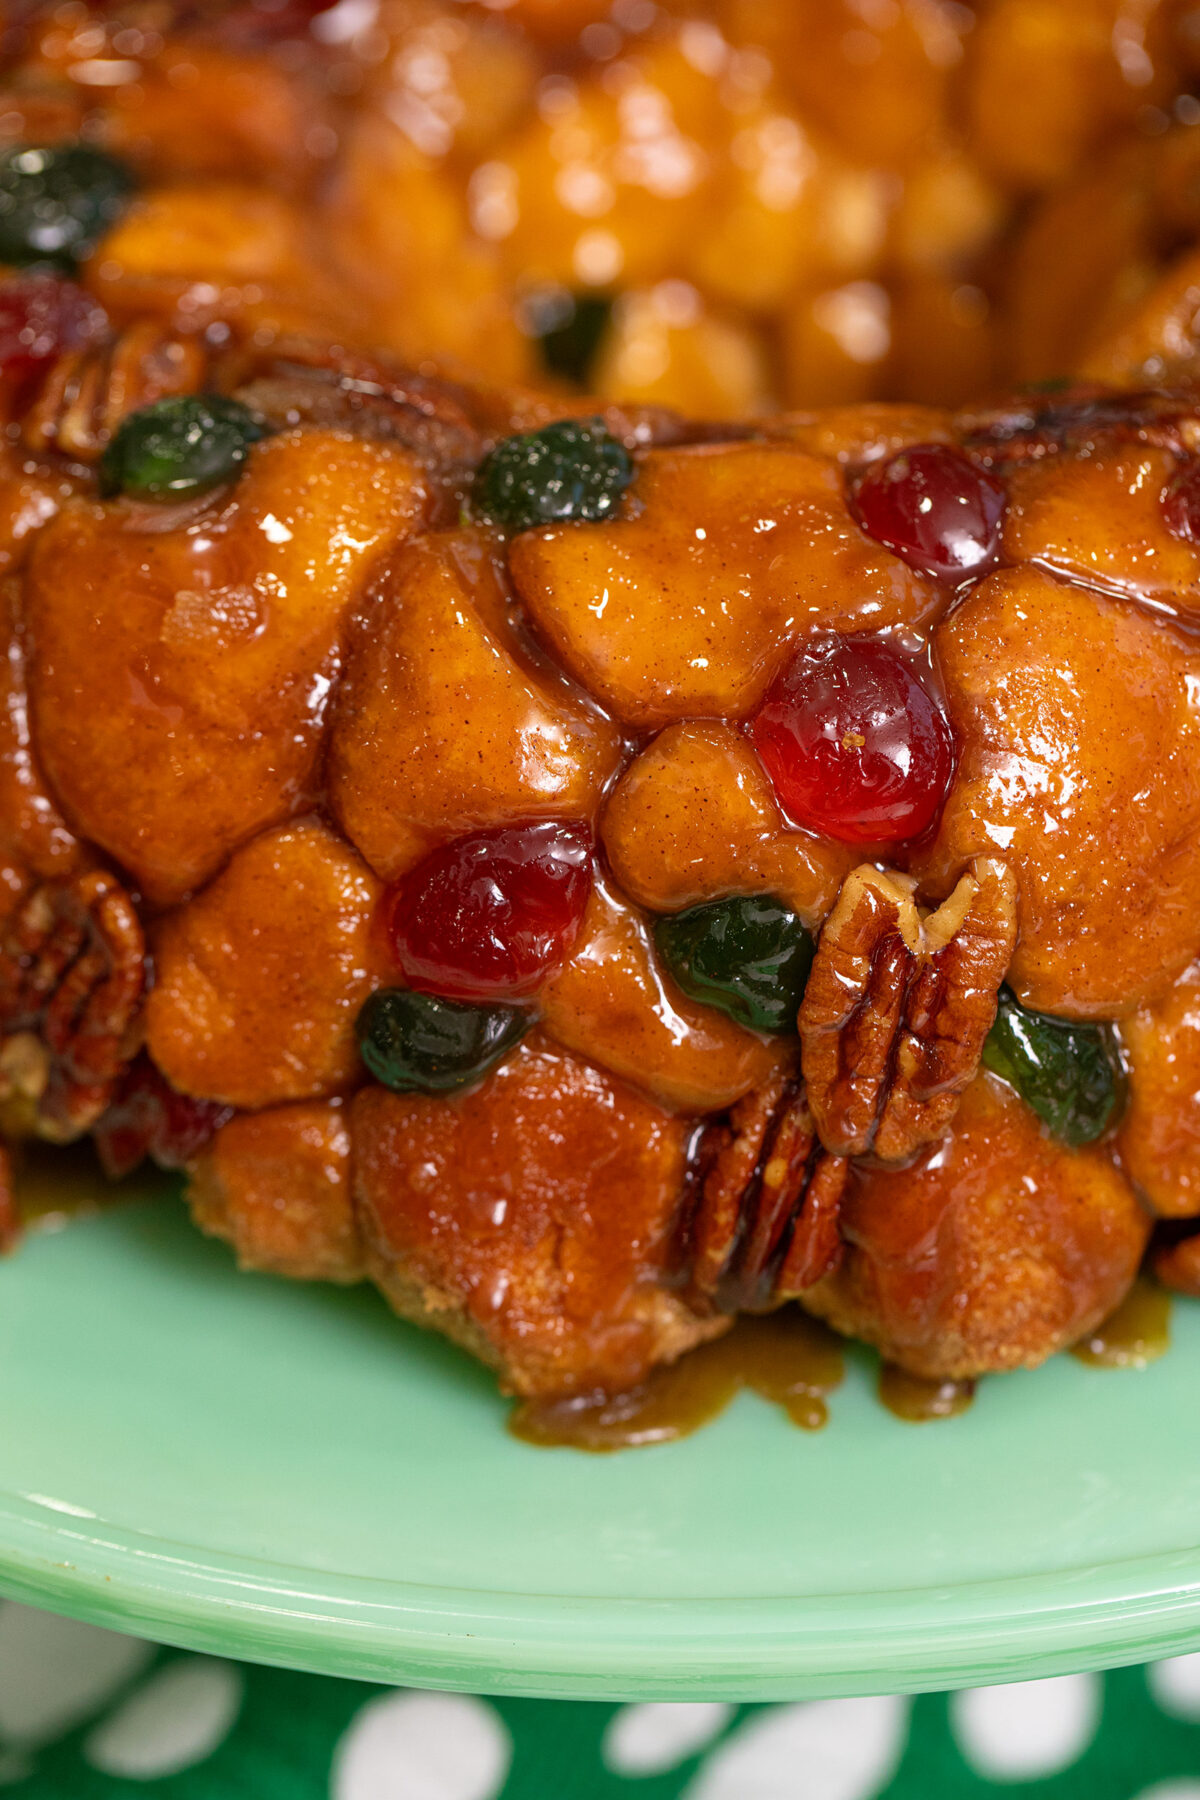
<box><xmin>8</xmin><ymin>0</ymin><xmax>1200</xmax><ymax>1405</ymax></box>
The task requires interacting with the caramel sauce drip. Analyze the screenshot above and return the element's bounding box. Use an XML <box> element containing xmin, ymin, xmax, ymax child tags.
<box><xmin>510</xmin><ymin>1311</ymin><xmax>844</xmax><ymax>1452</ymax></box>
<box><xmin>13</xmin><ymin>1140</ymin><xmax>116</xmax><ymax>1228</ymax></box>
<box><xmin>1071</xmin><ymin>1276</ymin><xmax>1171</xmax><ymax>1369</ymax></box>
<box><xmin>878</xmin><ymin>1363</ymin><xmax>976</xmax><ymax>1423</ymax></box>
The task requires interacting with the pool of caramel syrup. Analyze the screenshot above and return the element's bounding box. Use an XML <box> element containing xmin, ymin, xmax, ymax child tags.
<box><xmin>511</xmin><ymin>1311</ymin><xmax>845</xmax><ymax>1451</ymax></box>
<box><xmin>13</xmin><ymin>1140</ymin><xmax>117</xmax><ymax>1228</ymax></box>
<box><xmin>509</xmin><ymin>1308</ymin><xmax>978</xmax><ymax>1450</ymax></box>
<box><xmin>9</xmin><ymin>1147</ymin><xmax>1172</xmax><ymax>1451</ymax></box>
<box><xmin>877</xmin><ymin>1365</ymin><xmax>976</xmax><ymax>1422</ymax></box>
<box><xmin>1071</xmin><ymin>1275</ymin><xmax>1171</xmax><ymax>1369</ymax></box>
<box><xmin>511</xmin><ymin>1279</ymin><xmax>1173</xmax><ymax>1451</ymax></box>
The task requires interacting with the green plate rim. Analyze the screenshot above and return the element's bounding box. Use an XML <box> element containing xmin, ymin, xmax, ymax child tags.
<box><xmin>3</xmin><ymin>1490</ymin><xmax>1200</xmax><ymax>1698</ymax></box>
<box><xmin>5</xmin><ymin>1194</ymin><xmax>1200</xmax><ymax>1701</ymax></box>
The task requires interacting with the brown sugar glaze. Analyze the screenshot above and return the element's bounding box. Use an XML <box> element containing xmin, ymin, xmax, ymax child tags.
<box><xmin>7</xmin><ymin>1139</ymin><xmax>140</xmax><ymax>1236</ymax></box>
<box><xmin>513</xmin><ymin>1278</ymin><xmax>1173</xmax><ymax>1450</ymax></box>
<box><xmin>0</xmin><ymin>1</ymin><xmax>1193</xmax><ymax>1422</ymax></box>
<box><xmin>1072</xmin><ymin>1276</ymin><xmax>1172</xmax><ymax>1369</ymax></box>
<box><xmin>877</xmin><ymin>1365</ymin><xmax>976</xmax><ymax>1423</ymax></box>
<box><xmin>510</xmin><ymin>1309</ymin><xmax>844</xmax><ymax>1451</ymax></box>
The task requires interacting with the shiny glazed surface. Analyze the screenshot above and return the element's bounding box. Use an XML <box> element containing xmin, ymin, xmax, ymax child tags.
<box><xmin>3</xmin><ymin>1</ymin><xmax>1200</xmax><ymax>1423</ymax></box>
<box><xmin>4</xmin><ymin>0</ymin><xmax>1200</xmax><ymax>1689</ymax></box>
<box><xmin>5</xmin><ymin>357</ymin><xmax>1197</xmax><ymax>1404</ymax></box>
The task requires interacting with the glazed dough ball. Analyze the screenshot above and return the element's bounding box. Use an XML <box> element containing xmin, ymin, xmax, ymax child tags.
<box><xmin>803</xmin><ymin>1070</ymin><xmax>1149</xmax><ymax>1379</ymax></box>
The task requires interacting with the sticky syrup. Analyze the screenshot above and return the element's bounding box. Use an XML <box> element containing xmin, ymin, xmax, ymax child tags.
<box><xmin>13</xmin><ymin>1140</ymin><xmax>116</xmax><ymax>1229</ymax></box>
<box><xmin>878</xmin><ymin>1363</ymin><xmax>975</xmax><ymax>1423</ymax></box>
<box><xmin>1071</xmin><ymin>1276</ymin><xmax>1171</xmax><ymax>1369</ymax></box>
<box><xmin>509</xmin><ymin>1310</ymin><xmax>844</xmax><ymax>1452</ymax></box>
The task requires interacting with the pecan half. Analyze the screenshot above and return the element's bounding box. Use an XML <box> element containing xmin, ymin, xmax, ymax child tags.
<box><xmin>229</xmin><ymin>338</ymin><xmax>485</xmax><ymax>476</ymax></box>
<box><xmin>800</xmin><ymin>858</ymin><xmax>1017</xmax><ymax>1162</ymax></box>
<box><xmin>956</xmin><ymin>385</ymin><xmax>1200</xmax><ymax>466</ymax></box>
<box><xmin>22</xmin><ymin>322</ymin><xmax>209</xmax><ymax>462</ymax></box>
<box><xmin>0</xmin><ymin>870</ymin><xmax>146</xmax><ymax>1139</ymax></box>
<box><xmin>683</xmin><ymin>1072</ymin><xmax>848</xmax><ymax>1313</ymax></box>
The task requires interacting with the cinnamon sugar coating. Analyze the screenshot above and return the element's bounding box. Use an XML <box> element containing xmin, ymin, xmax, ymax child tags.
<box><xmin>0</xmin><ymin>453</ymin><xmax>80</xmax><ymax>582</ymax></box>
<box><xmin>602</xmin><ymin>721</ymin><xmax>853</xmax><ymax>929</ymax></box>
<box><xmin>6</xmin><ymin>0</ymin><xmax>1200</xmax><ymax>410</ymax></box>
<box><xmin>804</xmin><ymin>1072</ymin><xmax>1150</xmax><ymax>1380</ymax></box>
<box><xmin>353</xmin><ymin>1037</ymin><xmax>720</xmax><ymax>1399</ymax></box>
<box><xmin>146</xmin><ymin>820</ymin><xmax>391</xmax><ymax>1111</ymax></box>
<box><xmin>329</xmin><ymin>531</ymin><xmax>619</xmax><ymax>883</ymax></box>
<box><xmin>918</xmin><ymin>567</ymin><xmax>1200</xmax><ymax>1018</ymax></box>
<box><xmin>509</xmin><ymin>444</ymin><xmax>936</xmax><ymax>730</ymax></box>
<box><xmin>1002</xmin><ymin>446</ymin><xmax>1200</xmax><ymax>611</ymax></box>
<box><xmin>1120</xmin><ymin>961</ymin><xmax>1200</xmax><ymax>1218</ymax></box>
<box><xmin>0</xmin><ymin>576</ymin><xmax>84</xmax><ymax>882</ymax></box>
<box><xmin>24</xmin><ymin>431</ymin><xmax>427</xmax><ymax>904</ymax></box>
<box><xmin>5</xmin><ymin>0</ymin><xmax>1200</xmax><ymax>1403</ymax></box>
<box><xmin>189</xmin><ymin>1101</ymin><xmax>362</xmax><ymax>1285</ymax></box>
<box><xmin>539</xmin><ymin>877</ymin><xmax>788</xmax><ymax>1113</ymax></box>
<box><xmin>0</xmin><ymin>353</ymin><xmax>1185</xmax><ymax>1397</ymax></box>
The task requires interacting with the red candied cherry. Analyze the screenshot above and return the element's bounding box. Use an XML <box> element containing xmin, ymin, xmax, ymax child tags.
<box><xmin>384</xmin><ymin>820</ymin><xmax>593</xmax><ymax>1003</ymax></box>
<box><xmin>244</xmin><ymin>0</ymin><xmax>340</xmax><ymax>15</ymax></box>
<box><xmin>94</xmin><ymin>1056</ymin><xmax>232</xmax><ymax>1180</ymax></box>
<box><xmin>851</xmin><ymin>442</ymin><xmax>1005</xmax><ymax>580</ymax></box>
<box><xmin>213</xmin><ymin>0</ymin><xmax>341</xmax><ymax>42</ymax></box>
<box><xmin>1163</xmin><ymin>460</ymin><xmax>1200</xmax><ymax>542</ymax></box>
<box><xmin>0</xmin><ymin>273</ymin><xmax>106</xmax><ymax>389</ymax></box>
<box><xmin>751</xmin><ymin>635</ymin><xmax>955</xmax><ymax>845</ymax></box>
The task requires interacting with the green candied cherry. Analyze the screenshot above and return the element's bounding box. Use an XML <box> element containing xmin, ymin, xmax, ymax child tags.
<box><xmin>356</xmin><ymin>988</ymin><xmax>528</xmax><ymax>1095</ymax></box>
<box><xmin>982</xmin><ymin>986</ymin><xmax>1126</xmax><ymax>1147</ymax></box>
<box><xmin>472</xmin><ymin>416</ymin><xmax>633</xmax><ymax>534</ymax></box>
<box><xmin>653</xmin><ymin>895</ymin><xmax>814</xmax><ymax>1035</ymax></box>
<box><xmin>99</xmin><ymin>395</ymin><xmax>267</xmax><ymax>501</ymax></box>
<box><xmin>532</xmin><ymin>290</ymin><xmax>613</xmax><ymax>387</ymax></box>
<box><xmin>0</xmin><ymin>144</ymin><xmax>135</xmax><ymax>268</ymax></box>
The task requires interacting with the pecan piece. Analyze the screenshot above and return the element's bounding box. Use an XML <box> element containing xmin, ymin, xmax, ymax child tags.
<box><xmin>956</xmin><ymin>386</ymin><xmax>1200</xmax><ymax>467</ymax></box>
<box><xmin>22</xmin><ymin>322</ymin><xmax>209</xmax><ymax>462</ymax></box>
<box><xmin>229</xmin><ymin>337</ymin><xmax>484</xmax><ymax>476</ymax></box>
<box><xmin>0</xmin><ymin>869</ymin><xmax>146</xmax><ymax>1140</ymax></box>
<box><xmin>800</xmin><ymin>857</ymin><xmax>1017</xmax><ymax>1162</ymax></box>
<box><xmin>684</xmin><ymin>1072</ymin><xmax>848</xmax><ymax>1313</ymax></box>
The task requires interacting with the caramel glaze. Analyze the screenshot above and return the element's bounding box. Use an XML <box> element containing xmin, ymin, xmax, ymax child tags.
<box><xmin>513</xmin><ymin>1268</ymin><xmax>1174</xmax><ymax>1450</ymax></box>
<box><xmin>878</xmin><ymin>1364</ymin><xmax>975</xmax><ymax>1423</ymax></box>
<box><xmin>509</xmin><ymin>1310</ymin><xmax>843</xmax><ymax>1452</ymax></box>
<box><xmin>12</xmin><ymin>1140</ymin><xmax>116</xmax><ymax>1228</ymax></box>
<box><xmin>1071</xmin><ymin>1275</ymin><xmax>1172</xmax><ymax>1369</ymax></box>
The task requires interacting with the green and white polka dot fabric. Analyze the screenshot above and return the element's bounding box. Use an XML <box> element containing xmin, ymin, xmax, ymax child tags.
<box><xmin>4</xmin><ymin>1602</ymin><xmax>1200</xmax><ymax>1798</ymax></box>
